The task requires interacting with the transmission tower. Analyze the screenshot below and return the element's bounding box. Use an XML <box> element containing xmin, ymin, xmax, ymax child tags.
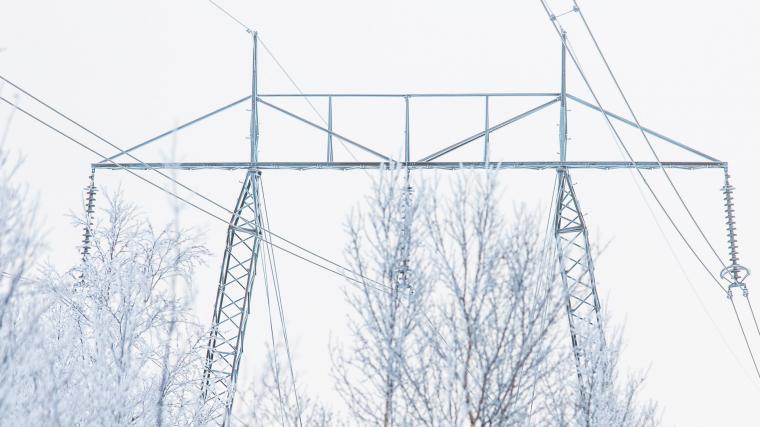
<box><xmin>198</xmin><ymin>33</ymin><xmax>264</xmax><ymax>423</ymax></box>
<box><xmin>0</xmin><ymin>0</ymin><xmax>754</xmax><ymax>423</ymax></box>
<box><xmin>83</xmin><ymin>16</ymin><xmax>748</xmax><ymax>427</ymax></box>
<box><xmin>553</xmin><ymin>31</ymin><xmax>606</xmax><ymax>408</ymax></box>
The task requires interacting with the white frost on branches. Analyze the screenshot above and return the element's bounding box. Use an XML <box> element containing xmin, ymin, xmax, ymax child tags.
<box><xmin>334</xmin><ymin>170</ymin><xmax>658</xmax><ymax>427</ymax></box>
<box><xmin>0</xmin><ymin>184</ymin><xmax>212</xmax><ymax>425</ymax></box>
<box><xmin>0</xmin><ymin>116</ymin><xmax>658</xmax><ymax>427</ymax></box>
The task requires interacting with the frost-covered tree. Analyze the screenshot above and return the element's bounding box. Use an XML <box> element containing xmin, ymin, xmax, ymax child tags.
<box><xmin>0</xmin><ymin>91</ymin><xmax>659</xmax><ymax>426</ymax></box>
<box><xmin>333</xmin><ymin>168</ymin><xmax>430</xmax><ymax>426</ymax></box>
<box><xmin>73</xmin><ymin>193</ymin><xmax>209</xmax><ymax>425</ymax></box>
<box><xmin>0</xmin><ymin>110</ymin><xmax>43</xmax><ymax>421</ymax></box>
<box><xmin>337</xmin><ymin>170</ymin><xmax>658</xmax><ymax>427</ymax></box>
<box><xmin>542</xmin><ymin>316</ymin><xmax>659</xmax><ymax>427</ymax></box>
<box><xmin>1</xmin><ymin>103</ymin><xmax>216</xmax><ymax>424</ymax></box>
<box><xmin>0</xmin><ymin>190</ymin><xmax>212</xmax><ymax>426</ymax></box>
<box><xmin>402</xmin><ymin>173</ymin><xmax>563</xmax><ymax>426</ymax></box>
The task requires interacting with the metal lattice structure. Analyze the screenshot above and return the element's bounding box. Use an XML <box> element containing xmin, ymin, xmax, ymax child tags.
<box><xmin>83</xmin><ymin>21</ymin><xmax>744</xmax><ymax>427</ymax></box>
<box><xmin>199</xmin><ymin>32</ymin><xmax>264</xmax><ymax>426</ymax></box>
<box><xmin>553</xmin><ymin>33</ymin><xmax>605</xmax><ymax>404</ymax></box>
<box><xmin>554</xmin><ymin>169</ymin><xmax>605</xmax><ymax>395</ymax></box>
<box><xmin>201</xmin><ymin>171</ymin><xmax>263</xmax><ymax>423</ymax></box>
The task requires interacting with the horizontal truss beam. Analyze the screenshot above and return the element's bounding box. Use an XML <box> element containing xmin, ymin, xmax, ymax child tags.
<box><xmin>99</xmin><ymin>92</ymin><xmax>716</xmax><ymax>165</ymax></box>
<box><xmin>92</xmin><ymin>161</ymin><xmax>725</xmax><ymax>171</ymax></box>
<box><xmin>256</xmin><ymin>92</ymin><xmax>560</xmax><ymax>98</ymax></box>
<box><xmin>567</xmin><ymin>94</ymin><xmax>719</xmax><ymax>162</ymax></box>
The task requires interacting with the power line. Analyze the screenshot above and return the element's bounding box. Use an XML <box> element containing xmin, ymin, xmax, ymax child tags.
<box><xmin>260</xmin><ymin>236</ymin><xmax>290</xmax><ymax>427</ymax></box>
<box><xmin>257</xmin><ymin>36</ymin><xmax>371</xmax><ymax>166</ymax></box>
<box><xmin>3</xmin><ymin>72</ymin><xmax>375</xmax><ymax>283</ymax></box>
<box><xmin>729</xmin><ymin>297</ymin><xmax>760</xmax><ymax>380</ymax></box>
<box><xmin>563</xmin><ymin>37</ymin><xmax>726</xmax><ymax>293</ymax></box>
<box><xmin>0</xmin><ymin>95</ymin><xmax>227</xmax><ymax>225</ymax></box>
<box><xmin>559</xmin><ymin>29</ymin><xmax>754</xmax><ymax>377</ymax></box>
<box><xmin>0</xmin><ymin>94</ymin><xmax>394</xmax><ymax>296</ymax></box>
<box><xmin>537</xmin><ymin>1</ymin><xmax>727</xmax><ymax>295</ymax></box>
<box><xmin>260</xmin><ymin>177</ymin><xmax>304</xmax><ymax>427</ymax></box>
<box><xmin>747</xmin><ymin>298</ymin><xmax>760</xmax><ymax>339</ymax></box>
<box><xmin>0</xmin><ymin>74</ymin><xmax>248</xmax><ymax>224</ymax></box>
<box><xmin>539</xmin><ymin>0</ymin><xmax>760</xmax><ymax>385</ymax></box>
<box><xmin>567</xmin><ymin>5</ymin><xmax>760</xmax><ymax>380</ymax></box>
<box><xmin>1</xmin><ymin>72</ymin><xmax>389</xmax><ymax>295</ymax></box>
<box><xmin>0</xmin><ymin>76</ymin><xmax>393</xmax><ymax>291</ymax></box>
<box><xmin>0</xmin><ymin>92</ymin><xmax>18</xmax><ymax>147</ymax></box>
<box><xmin>559</xmin><ymin>31</ymin><xmax>745</xmax><ymax>366</ymax></box>
<box><xmin>206</xmin><ymin>0</ymin><xmax>252</xmax><ymax>33</ymax></box>
<box><xmin>201</xmin><ymin>0</ymin><xmax>367</xmax><ymax>165</ymax></box>
<box><xmin>12</xmin><ymin>17</ymin><xmax>369</xmax><ymax>271</ymax></box>
<box><xmin>571</xmin><ymin>0</ymin><xmax>726</xmax><ymax>269</ymax></box>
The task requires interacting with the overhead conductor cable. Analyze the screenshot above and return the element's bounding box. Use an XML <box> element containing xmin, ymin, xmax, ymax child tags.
<box><xmin>539</xmin><ymin>0</ymin><xmax>760</xmax><ymax>380</ymax></box>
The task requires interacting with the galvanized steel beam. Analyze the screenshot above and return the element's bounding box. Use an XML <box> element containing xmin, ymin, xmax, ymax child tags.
<box><xmin>92</xmin><ymin>160</ymin><xmax>725</xmax><ymax>171</ymax></box>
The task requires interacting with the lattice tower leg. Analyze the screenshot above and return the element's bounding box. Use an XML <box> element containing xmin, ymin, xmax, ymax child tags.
<box><xmin>553</xmin><ymin>170</ymin><xmax>606</xmax><ymax>410</ymax></box>
<box><xmin>201</xmin><ymin>171</ymin><xmax>263</xmax><ymax>426</ymax></box>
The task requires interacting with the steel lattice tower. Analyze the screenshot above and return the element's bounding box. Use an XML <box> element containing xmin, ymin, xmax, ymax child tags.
<box><xmin>200</xmin><ymin>32</ymin><xmax>264</xmax><ymax>426</ymax></box>
<box><xmin>554</xmin><ymin>169</ymin><xmax>605</xmax><ymax>395</ymax></box>
<box><xmin>201</xmin><ymin>171</ymin><xmax>263</xmax><ymax>423</ymax></box>
<box><xmin>87</xmin><ymin>24</ymin><xmax>742</xmax><ymax>427</ymax></box>
<box><xmin>553</xmin><ymin>32</ymin><xmax>605</xmax><ymax>407</ymax></box>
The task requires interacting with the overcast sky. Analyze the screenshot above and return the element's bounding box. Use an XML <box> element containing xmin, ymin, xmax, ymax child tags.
<box><xmin>1</xmin><ymin>0</ymin><xmax>759</xmax><ymax>425</ymax></box>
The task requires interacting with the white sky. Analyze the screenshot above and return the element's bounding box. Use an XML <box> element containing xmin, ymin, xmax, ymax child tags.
<box><xmin>1</xmin><ymin>0</ymin><xmax>759</xmax><ymax>425</ymax></box>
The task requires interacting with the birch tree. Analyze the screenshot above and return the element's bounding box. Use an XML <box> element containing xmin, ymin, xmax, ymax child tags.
<box><xmin>541</xmin><ymin>315</ymin><xmax>659</xmax><ymax>427</ymax></box>
<box><xmin>333</xmin><ymin>168</ymin><xmax>429</xmax><ymax>426</ymax></box>
<box><xmin>338</xmin><ymin>170</ymin><xmax>658</xmax><ymax>427</ymax></box>
<box><xmin>0</xmin><ymin>190</ymin><xmax>212</xmax><ymax>426</ymax></box>
<box><xmin>0</xmin><ymin>119</ymin><xmax>43</xmax><ymax>421</ymax></box>
<box><xmin>400</xmin><ymin>173</ymin><xmax>563</xmax><ymax>426</ymax></box>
